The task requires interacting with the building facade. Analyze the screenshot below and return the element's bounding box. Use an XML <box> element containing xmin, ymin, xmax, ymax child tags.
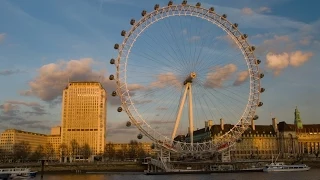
<box><xmin>61</xmin><ymin>82</ymin><xmax>107</xmax><ymax>156</ymax></box>
<box><xmin>0</xmin><ymin>129</ymin><xmax>47</xmax><ymax>152</ymax></box>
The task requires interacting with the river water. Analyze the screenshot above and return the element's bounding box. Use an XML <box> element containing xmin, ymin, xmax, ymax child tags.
<box><xmin>35</xmin><ymin>170</ymin><xmax>320</xmax><ymax>180</ymax></box>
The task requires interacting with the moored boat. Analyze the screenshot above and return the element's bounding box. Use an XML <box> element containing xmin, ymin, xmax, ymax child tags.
<box><xmin>0</xmin><ymin>168</ymin><xmax>37</xmax><ymax>179</ymax></box>
<box><xmin>263</xmin><ymin>162</ymin><xmax>310</xmax><ymax>172</ymax></box>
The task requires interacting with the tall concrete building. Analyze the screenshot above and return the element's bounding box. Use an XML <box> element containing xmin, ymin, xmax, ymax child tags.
<box><xmin>61</xmin><ymin>82</ymin><xmax>107</xmax><ymax>156</ymax></box>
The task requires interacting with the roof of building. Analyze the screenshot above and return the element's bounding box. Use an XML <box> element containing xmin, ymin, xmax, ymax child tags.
<box><xmin>277</xmin><ymin>121</ymin><xmax>296</xmax><ymax>132</ymax></box>
<box><xmin>1</xmin><ymin>129</ymin><xmax>47</xmax><ymax>136</ymax></box>
<box><xmin>297</xmin><ymin>124</ymin><xmax>320</xmax><ymax>133</ymax></box>
<box><xmin>243</xmin><ymin>125</ymin><xmax>276</xmax><ymax>135</ymax></box>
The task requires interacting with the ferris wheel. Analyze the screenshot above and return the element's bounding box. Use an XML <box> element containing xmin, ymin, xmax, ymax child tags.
<box><xmin>109</xmin><ymin>1</ymin><xmax>265</xmax><ymax>154</ymax></box>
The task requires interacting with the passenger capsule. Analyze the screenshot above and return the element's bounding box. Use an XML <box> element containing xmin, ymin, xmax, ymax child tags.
<box><xmin>114</xmin><ymin>44</ymin><xmax>119</xmax><ymax>50</ymax></box>
<box><xmin>256</xmin><ymin>59</ymin><xmax>261</xmax><ymax>64</ymax></box>
<box><xmin>253</xmin><ymin>115</ymin><xmax>259</xmax><ymax>120</ymax></box>
<box><xmin>130</xmin><ymin>19</ymin><xmax>135</xmax><ymax>25</ymax></box>
<box><xmin>241</xmin><ymin>34</ymin><xmax>248</xmax><ymax>39</ymax></box>
<box><xmin>168</xmin><ymin>1</ymin><xmax>173</xmax><ymax>6</ymax></box>
<box><xmin>141</xmin><ymin>10</ymin><xmax>147</xmax><ymax>16</ymax></box>
<box><xmin>196</xmin><ymin>2</ymin><xmax>201</xmax><ymax>7</ymax></box>
<box><xmin>260</xmin><ymin>88</ymin><xmax>265</xmax><ymax>93</ymax></box>
<box><xmin>209</xmin><ymin>7</ymin><xmax>214</xmax><ymax>12</ymax></box>
<box><xmin>260</xmin><ymin>73</ymin><xmax>264</xmax><ymax>79</ymax></box>
<box><xmin>250</xmin><ymin>46</ymin><xmax>256</xmax><ymax>51</ymax></box>
<box><xmin>182</xmin><ymin>0</ymin><xmax>187</xmax><ymax>5</ymax></box>
<box><xmin>137</xmin><ymin>134</ymin><xmax>143</xmax><ymax>139</ymax></box>
<box><xmin>222</xmin><ymin>14</ymin><xmax>227</xmax><ymax>19</ymax></box>
<box><xmin>117</xmin><ymin>107</ymin><xmax>123</xmax><ymax>112</ymax></box>
<box><xmin>111</xmin><ymin>91</ymin><xmax>117</xmax><ymax>96</ymax></box>
<box><xmin>109</xmin><ymin>75</ymin><xmax>114</xmax><ymax>80</ymax></box>
<box><xmin>121</xmin><ymin>30</ymin><xmax>126</xmax><ymax>36</ymax></box>
<box><xmin>126</xmin><ymin>121</ymin><xmax>131</xmax><ymax>127</ymax></box>
<box><xmin>154</xmin><ymin>4</ymin><xmax>160</xmax><ymax>10</ymax></box>
<box><xmin>233</xmin><ymin>23</ymin><xmax>238</xmax><ymax>29</ymax></box>
<box><xmin>110</xmin><ymin>58</ymin><xmax>115</xmax><ymax>64</ymax></box>
<box><xmin>258</xmin><ymin>102</ymin><xmax>263</xmax><ymax>107</ymax></box>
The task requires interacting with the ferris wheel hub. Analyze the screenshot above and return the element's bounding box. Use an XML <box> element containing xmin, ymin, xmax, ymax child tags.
<box><xmin>184</xmin><ymin>72</ymin><xmax>197</xmax><ymax>85</ymax></box>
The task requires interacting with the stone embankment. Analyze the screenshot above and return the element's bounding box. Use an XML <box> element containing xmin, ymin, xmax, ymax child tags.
<box><xmin>0</xmin><ymin>162</ymin><xmax>146</xmax><ymax>173</ymax></box>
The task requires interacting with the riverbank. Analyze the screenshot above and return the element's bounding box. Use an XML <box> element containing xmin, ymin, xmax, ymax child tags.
<box><xmin>1</xmin><ymin>160</ymin><xmax>320</xmax><ymax>174</ymax></box>
<box><xmin>0</xmin><ymin>162</ymin><xmax>146</xmax><ymax>174</ymax></box>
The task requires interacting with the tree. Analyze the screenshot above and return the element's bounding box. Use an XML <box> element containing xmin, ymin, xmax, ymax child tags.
<box><xmin>0</xmin><ymin>148</ymin><xmax>11</xmax><ymax>163</ymax></box>
<box><xmin>103</xmin><ymin>143</ymin><xmax>116</xmax><ymax>161</ymax></box>
<box><xmin>12</xmin><ymin>141</ymin><xmax>31</xmax><ymax>162</ymax></box>
<box><xmin>128</xmin><ymin>140</ymin><xmax>139</xmax><ymax>159</ymax></box>
<box><xmin>70</xmin><ymin>139</ymin><xmax>79</xmax><ymax>161</ymax></box>
<box><xmin>81</xmin><ymin>143</ymin><xmax>92</xmax><ymax>160</ymax></box>
<box><xmin>44</xmin><ymin>143</ymin><xmax>55</xmax><ymax>161</ymax></box>
<box><xmin>59</xmin><ymin>143</ymin><xmax>68</xmax><ymax>162</ymax></box>
<box><xmin>30</xmin><ymin>145</ymin><xmax>45</xmax><ymax>161</ymax></box>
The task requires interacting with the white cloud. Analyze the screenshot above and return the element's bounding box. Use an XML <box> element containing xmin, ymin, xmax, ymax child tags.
<box><xmin>204</xmin><ymin>64</ymin><xmax>237</xmax><ymax>88</ymax></box>
<box><xmin>150</xmin><ymin>72</ymin><xmax>181</xmax><ymax>89</ymax></box>
<box><xmin>241</xmin><ymin>7</ymin><xmax>254</xmax><ymax>15</ymax></box>
<box><xmin>266</xmin><ymin>51</ymin><xmax>313</xmax><ymax>75</ymax></box>
<box><xmin>21</xmin><ymin>58</ymin><xmax>116</xmax><ymax>103</ymax></box>
<box><xmin>233</xmin><ymin>71</ymin><xmax>249</xmax><ymax>86</ymax></box>
<box><xmin>266</xmin><ymin>52</ymin><xmax>290</xmax><ymax>76</ymax></box>
<box><xmin>289</xmin><ymin>51</ymin><xmax>313</xmax><ymax>67</ymax></box>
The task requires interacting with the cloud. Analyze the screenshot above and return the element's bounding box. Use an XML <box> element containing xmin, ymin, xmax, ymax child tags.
<box><xmin>204</xmin><ymin>64</ymin><xmax>237</xmax><ymax>88</ymax></box>
<box><xmin>0</xmin><ymin>100</ymin><xmax>47</xmax><ymax>117</ymax></box>
<box><xmin>289</xmin><ymin>51</ymin><xmax>313</xmax><ymax>67</ymax></box>
<box><xmin>266</xmin><ymin>52</ymin><xmax>290</xmax><ymax>76</ymax></box>
<box><xmin>0</xmin><ymin>33</ymin><xmax>5</xmax><ymax>43</ymax></box>
<box><xmin>150</xmin><ymin>72</ymin><xmax>181</xmax><ymax>89</ymax></box>
<box><xmin>0</xmin><ymin>69</ymin><xmax>23</xmax><ymax>76</ymax></box>
<box><xmin>266</xmin><ymin>51</ymin><xmax>313</xmax><ymax>75</ymax></box>
<box><xmin>241</xmin><ymin>7</ymin><xmax>254</xmax><ymax>15</ymax></box>
<box><xmin>20</xmin><ymin>58</ymin><xmax>117</xmax><ymax>103</ymax></box>
<box><xmin>258</xmin><ymin>7</ymin><xmax>271</xmax><ymax>13</ymax></box>
<box><xmin>233</xmin><ymin>71</ymin><xmax>249</xmax><ymax>86</ymax></box>
<box><xmin>11</xmin><ymin>120</ymin><xmax>51</xmax><ymax>131</ymax></box>
<box><xmin>256</xmin><ymin>35</ymin><xmax>294</xmax><ymax>55</ymax></box>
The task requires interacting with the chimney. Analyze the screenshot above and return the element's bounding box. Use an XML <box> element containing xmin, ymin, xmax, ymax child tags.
<box><xmin>220</xmin><ymin>118</ymin><xmax>224</xmax><ymax>130</ymax></box>
<box><xmin>272</xmin><ymin>118</ymin><xmax>277</xmax><ymax>132</ymax></box>
<box><xmin>205</xmin><ymin>120</ymin><xmax>213</xmax><ymax>128</ymax></box>
<box><xmin>251</xmin><ymin>118</ymin><xmax>255</xmax><ymax>131</ymax></box>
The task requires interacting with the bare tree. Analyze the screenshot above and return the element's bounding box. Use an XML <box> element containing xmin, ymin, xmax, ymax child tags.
<box><xmin>59</xmin><ymin>143</ymin><xmax>68</xmax><ymax>162</ymax></box>
<box><xmin>44</xmin><ymin>143</ymin><xmax>55</xmax><ymax>161</ymax></box>
<box><xmin>128</xmin><ymin>140</ymin><xmax>139</xmax><ymax>159</ymax></box>
<box><xmin>81</xmin><ymin>143</ymin><xmax>92</xmax><ymax>161</ymax></box>
<box><xmin>70</xmin><ymin>139</ymin><xmax>79</xmax><ymax>162</ymax></box>
<box><xmin>0</xmin><ymin>148</ymin><xmax>11</xmax><ymax>163</ymax></box>
<box><xmin>30</xmin><ymin>145</ymin><xmax>45</xmax><ymax>161</ymax></box>
<box><xmin>12</xmin><ymin>141</ymin><xmax>31</xmax><ymax>162</ymax></box>
<box><xmin>103</xmin><ymin>143</ymin><xmax>116</xmax><ymax>161</ymax></box>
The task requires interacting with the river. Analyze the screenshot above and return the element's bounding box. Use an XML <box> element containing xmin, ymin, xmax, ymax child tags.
<box><xmin>34</xmin><ymin>169</ymin><xmax>319</xmax><ymax>180</ymax></box>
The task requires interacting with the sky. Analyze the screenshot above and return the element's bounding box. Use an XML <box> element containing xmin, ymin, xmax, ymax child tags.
<box><xmin>0</xmin><ymin>0</ymin><xmax>319</xmax><ymax>143</ymax></box>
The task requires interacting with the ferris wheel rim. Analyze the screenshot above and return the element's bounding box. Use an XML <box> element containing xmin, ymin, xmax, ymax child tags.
<box><xmin>114</xmin><ymin>3</ymin><xmax>262</xmax><ymax>152</ymax></box>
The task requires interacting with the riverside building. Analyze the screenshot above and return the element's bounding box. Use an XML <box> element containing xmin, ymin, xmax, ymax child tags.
<box><xmin>61</xmin><ymin>82</ymin><xmax>107</xmax><ymax>158</ymax></box>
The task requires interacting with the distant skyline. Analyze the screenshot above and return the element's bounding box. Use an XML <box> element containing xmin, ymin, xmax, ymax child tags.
<box><xmin>0</xmin><ymin>0</ymin><xmax>319</xmax><ymax>142</ymax></box>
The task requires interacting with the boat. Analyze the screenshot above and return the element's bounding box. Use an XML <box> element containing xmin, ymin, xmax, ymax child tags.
<box><xmin>0</xmin><ymin>168</ymin><xmax>37</xmax><ymax>179</ymax></box>
<box><xmin>263</xmin><ymin>153</ymin><xmax>310</xmax><ymax>172</ymax></box>
<box><xmin>263</xmin><ymin>162</ymin><xmax>310</xmax><ymax>172</ymax></box>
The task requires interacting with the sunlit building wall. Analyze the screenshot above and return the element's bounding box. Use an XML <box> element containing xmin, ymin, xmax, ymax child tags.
<box><xmin>61</xmin><ymin>82</ymin><xmax>107</xmax><ymax>155</ymax></box>
<box><xmin>0</xmin><ymin>129</ymin><xmax>47</xmax><ymax>152</ymax></box>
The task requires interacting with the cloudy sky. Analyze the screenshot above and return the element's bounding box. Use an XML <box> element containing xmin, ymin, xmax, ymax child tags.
<box><xmin>0</xmin><ymin>0</ymin><xmax>319</xmax><ymax>143</ymax></box>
